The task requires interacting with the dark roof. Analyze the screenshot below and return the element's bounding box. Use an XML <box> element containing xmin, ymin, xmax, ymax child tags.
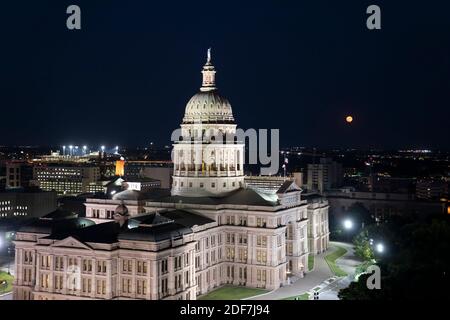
<box><xmin>161</xmin><ymin>210</ymin><xmax>215</xmax><ymax>227</ymax></box>
<box><xmin>301</xmin><ymin>193</ymin><xmax>324</xmax><ymax>201</ymax></box>
<box><xmin>45</xmin><ymin>221</ymin><xmax>121</xmax><ymax>244</ymax></box>
<box><xmin>41</xmin><ymin>208</ymin><xmax>77</xmax><ymax>220</ymax></box>
<box><xmin>118</xmin><ymin>222</ymin><xmax>192</xmax><ymax>242</ymax></box>
<box><xmin>137</xmin><ymin>212</ymin><xmax>172</xmax><ymax>226</ymax></box>
<box><xmin>156</xmin><ymin>188</ymin><xmax>278</xmax><ymax>207</ymax></box>
<box><xmin>57</xmin><ymin>197</ymin><xmax>87</xmax><ymax>217</ymax></box>
<box><xmin>19</xmin><ymin>217</ymin><xmax>95</xmax><ymax>235</ymax></box>
<box><xmin>18</xmin><ymin>207</ymin><xmax>213</xmax><ymax>245</ymax></box>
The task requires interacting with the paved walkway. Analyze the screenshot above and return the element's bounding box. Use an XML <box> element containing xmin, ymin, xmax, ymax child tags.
<box><xmin>249</xmin><ymin>248</ymin><xmax>334</xmax><ymax>300</ymax></box>
<box><xmin>316</xmin><ymin>242</ymin><xmax>361</xmax><ymax>300</ymax></box>
<box><xmin>0</xmin><ymin>292</ymin><xmax>12</xmax><ymax>300</ymax></box>
<box><xmin>249</xmin><ymin>241</ymin><xmax>361</xmax><ymax>300</ymax></box>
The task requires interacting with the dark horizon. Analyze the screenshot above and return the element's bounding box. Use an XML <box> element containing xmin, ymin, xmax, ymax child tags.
<box><xmin>1</xmin><ymin>1</ymin><xmax>450</xmax><ymax>149</ymax></box>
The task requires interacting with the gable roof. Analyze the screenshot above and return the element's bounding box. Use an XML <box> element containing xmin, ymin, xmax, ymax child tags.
<box><xmin>277</xmin><ymin>181</ymin><xmax>302</xmax><ymax>194</ymax></box>
<box><xmin>51</xmin><ymin>236</ymin><xmax>93</xmax><ymax>250</ymax></box>
<box><xmin>161</xmin><ymin>209</ymin><xmax>215</xmax><ymax>227</ymax></box>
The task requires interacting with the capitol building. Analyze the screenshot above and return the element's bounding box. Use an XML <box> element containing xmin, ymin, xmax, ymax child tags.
<box><xmin>12</xmin><ymin>51</ymin><xmax>329</xmax><ymax>300</ymax></box>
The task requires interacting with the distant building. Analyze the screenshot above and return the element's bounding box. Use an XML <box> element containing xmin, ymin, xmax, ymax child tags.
<box><xmin>307</xmin><ymin>158</ymin><xmax>342</xmax><ymax>193</ymax></box>
<box><xmin>115</xmin><ymin>159</ymin><xmax>125</xmax><ymax>176</ymax></box>
<box><xmin>368</xmin><ymin>175</ymin><xmax>414</xmax><ymax>193</ymax></box>
<box><xmin>123</xmin><ymin>177</ymin><xmax>161</xmax><ymax>192</ymax></box>
<box><xmin>0</xmin><ymin>188</ymin><xmax>57</xmax><ymax>219</ymax></box>
<box><xmin>86</xmin><ymin>177</ymin><xmax>124</xmax><ymax>195</ymax></box>
<box><xmin>33</xmin><ymin>165</ymin><xmax>100</xmax><ymax>196</ymax></box>
<box><xmin>325</xmin><ymin>188</ymin><xmax>445</xmax><ymax>221</ymax></box>
<box><xmin>125</xmin><ymin>161</ymin><xmax>172</xmax><ymax>189</ymax></box>
<box><xmin>6</xmin><ymin>161</ymin><xmax>34</xmax><ymax>189</ymax></box>
<box><xmin>416</xmin><ymin>179</ymin><xmax>448</xmax><ymax>201</ymax></box>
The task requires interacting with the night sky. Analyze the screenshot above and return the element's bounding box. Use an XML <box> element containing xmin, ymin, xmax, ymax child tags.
<box><xmin>1</xmin><ymin>0</ymin><xmax>450</xmax><ymax>149</ymax></box>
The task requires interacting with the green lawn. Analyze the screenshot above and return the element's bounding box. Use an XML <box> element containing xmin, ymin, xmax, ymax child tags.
<box><xmin>308</xmin><ymin>254</ymin><xmax>314</xmax><ymax>271</ymax></box>
<box><xmin>198</xmin><ymin>285</ymin><xmax>268</xmax><ymax>300</ymax></box>
<box><xmin>0</xmin><ymin>271</ymin><xmax>14</xmax><ymax>295</ymax></box>
<box><xmin>324</xmin><ymin>246</ymin><xmax>348</xmax><ymax>277</ymax></box>
<box><xmin>282</xmin><ymin>293</ymin><xmax>310</xmax><ymax>300</ymax></box>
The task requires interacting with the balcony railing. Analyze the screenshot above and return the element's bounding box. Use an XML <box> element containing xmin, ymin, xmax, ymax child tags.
<box><xmin>176</xmin><ymin>171</ymin><xmax>239</xmax><ymax>177</ymax></box>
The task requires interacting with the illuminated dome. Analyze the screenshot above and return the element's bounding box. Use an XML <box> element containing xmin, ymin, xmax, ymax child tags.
<box><xmin>183</xmin><ymin>91</ymin><xmax>234</xmax><ymax>124</ymax></box>
<box><xmin>172</xmin><ymin>49</ymin><xmax>245</xmax><ymax>197</ymax></box>
<box><xmin>182</xmin><ymin>48</ymin><xmax>235</xmax><ymax>124</ymax></box>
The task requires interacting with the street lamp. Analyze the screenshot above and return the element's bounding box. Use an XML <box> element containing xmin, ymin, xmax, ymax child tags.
<box><xmin>343</xmin><ymin>219</ymin><xmax>353</xmax><ymax>230</ymax></box>
<box><xmin>376</xmin><ymin>243</ymin><xmax>384</xmax><ymax>253</ymax></box>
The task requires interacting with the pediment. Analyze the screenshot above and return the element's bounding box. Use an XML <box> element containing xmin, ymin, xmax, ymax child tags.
<box><xmin>51</xmin><ymin>236</ymin><xmax>92</xmax><ymax>250</ymax></box>
<box><xmin>277</xmin><ymin>181</ymin><xmax>302</xmax><ymax>194</ymax></box>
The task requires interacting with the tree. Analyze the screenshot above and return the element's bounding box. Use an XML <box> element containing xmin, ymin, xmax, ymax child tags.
<box><xmin>340</xmin><ymin>214</ymin><xmax>450</xmax><ymax>300</ymax></box>
<box><xmin>353</xmin><ymin>230</ymin><xmax>374</xmax><ymax>261</ymax></box>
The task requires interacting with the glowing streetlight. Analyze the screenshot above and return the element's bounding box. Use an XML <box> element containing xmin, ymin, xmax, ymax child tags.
<box><xmin>376</xmin><ymin>243</ymin><xmax>384</xmax><ymax>253</ymax></box>
<box><xmin>83</xmin><ymin>146</ymin><xmax>87</xmax><ymax>154</ymax></box>
<box><xmin>62</xmin><ymin>145</ymin><xmax>66</xmax><ymax>156</ymax></box>
<box><xmin>343</xmin><ymin>219</ymin><xmax>353</xmax><ymax>230</ymax></box>
<box><xmin>69</xmin><ymin>145</ymin><xmax>73</xmax><ymax>156</ymax></box>
<box><xmin>101</xmin><ymin>145</ymin><xmax>105</xmax><ymax>152</ymax></box>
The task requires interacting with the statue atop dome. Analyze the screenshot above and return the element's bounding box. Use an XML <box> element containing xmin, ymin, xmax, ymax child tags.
<box><xmin>207</xmin><ymin>48</ymin><xmax>211</xmax><ymax>64</ymax></box>
<box><xmin>201</xmin><ymin>48</ymin><xmax>216</xmax><ymax>91</ymax></box>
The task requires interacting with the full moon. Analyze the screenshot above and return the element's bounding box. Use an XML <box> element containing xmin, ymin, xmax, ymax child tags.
<box><xmin>346</xmin><ymin>115</ymin><xmax>353</xmax><ymax>123</ymax></box>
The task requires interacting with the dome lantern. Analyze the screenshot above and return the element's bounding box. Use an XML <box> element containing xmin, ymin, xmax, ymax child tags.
<box><xmin>201</xmin><ymin>48</ymin><xmax>217</xmax><ymax>92</ymax></box>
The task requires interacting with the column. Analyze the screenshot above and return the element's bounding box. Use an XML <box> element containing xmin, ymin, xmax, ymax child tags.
<box><xmin>150</xmin><ymin>260</ymin><xmax>158</xmax><ymax>300</ymax></box>
<box><xmin>234</xmin><ymin>149</ymin><xmax>239</xmax><ymax>176</ymax></box>
<box><xmin>216</xmin><ymin>148</ymin><xmax>220</xmax><ymax>176</ymax></box>
<box><xmin>106</xmin><ymin>259</ymin><xmax>112</xmax><ymax>299</ymax></box>
<box><xmin>91</xmin><ymin>258</ymin><xmax>96</xmax><ymax>298</ymax></box>
<box><xmin>226</xmin><ymin>149</ymin><xmax>230</xmax><ymax>175</ymax></box>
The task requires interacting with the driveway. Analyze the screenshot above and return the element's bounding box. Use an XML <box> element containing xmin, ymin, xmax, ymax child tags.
<box><xmin>249</xmin><ymin>248</ymin><xmax>334</xmax><ymax>300</ymax></box>
<box><xmin>316</xmin><ymin>241</ymin><xmax>362</xmax><ymax>300</ymax></box>
<box><xmin>249</xmin><ymin>241</ymin><xmax>361</xmax><ymax>300</ymax></box>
